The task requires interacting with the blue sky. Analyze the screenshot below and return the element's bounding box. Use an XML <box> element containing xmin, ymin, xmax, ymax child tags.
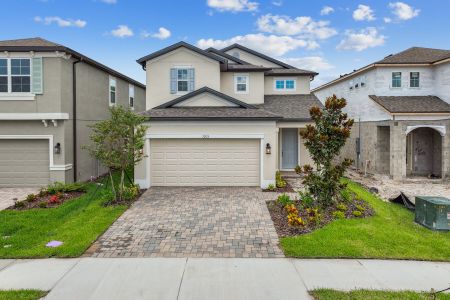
<box><xmin>2</xmin><ymin>0</ymin><xmax>449</xmax><ymax>87</ymax></box>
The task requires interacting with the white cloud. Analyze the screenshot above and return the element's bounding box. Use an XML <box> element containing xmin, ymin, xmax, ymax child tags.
<box><xmin>142</xmin><ymin>27</ymin><xmax>171</xmax><ymax>40</ymax></box>
<box><xmin>352</xmin><ymin>4</ymin><xmax>375</xmax><ymax>21</ymax></box>
<box><xmin>256</xmin><ymin>14</ymin><xmax>337</xmax><ymax>40</ymax></box>
<box><xmin>34</xmin><ymin>16</ymin><xmax>86</xmax><ymax>28</ymax></box>
<box><xmin>320</xmin><ymin>6</ymin><xmax>334</xmax><ymax>16</ymax></box>
<box><xmin>197</xmin><ymin>34</ymin><xmax>319</xmax><ymax>56</ymax></box>
<box><xmin>272</xmin><ymin>0</ymin><xmax>282</xmax><ymax>6</ymax></box>
<box><xmin>207</xmin><ymin>0</ymin><xmax>258</xmax><ymax>12</ymax></box>
<box><xmin>337</xmin><ymin>27</ymin><xmax>385</xmax><ymax>51</ymax></box>
<box><xmin>100</xmin><ymin>0</ymin><xmax>117</xmax><ymax>3</ymax></box>
<box><xmin>384</xmin><ymin>17</ymin><xmax>392</xmax><ymax>23</ymax></box>
<box><xmin>388</xmin><ymin>2</ymin><xmax>420</xmax><ymax>21</ymax></box>
<box><xmin>110</xmin><ymin>25</ymin><xmax>133</xmax><ymax>38</ymax></box>
<box><xmin>282</xmin><ymin>56</ymin><xmax>334</xmax><ymax>71</ymax></box>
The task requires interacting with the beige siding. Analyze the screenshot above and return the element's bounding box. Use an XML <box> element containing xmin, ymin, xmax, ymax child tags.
<box><xmin>220</xmin><ymin>72</ymin><xmax>265</xmax><ymax>104</ymax></box>
<box><xmin>174</xmin><ymin>92</ymin><xmax>238</xmax><ymax>107</ymax></box>
<box><xmin>264</xmin><ymin>76</ymin><xmax>310</xmax><ymax>95</ymax></box>
<box><xmin>146</xmin><ymin>48</ymin><xmax>221</xmax><ymax>109</ymax></box>
<box><xmin>150</xmin><ymin>139</ymin><xmax>259</xmax><ymax>186</ymax></box>
<box><xmin>0</xmin><ymin>139</ymin><xmax>49</xmax><ymax>187</ymax></box>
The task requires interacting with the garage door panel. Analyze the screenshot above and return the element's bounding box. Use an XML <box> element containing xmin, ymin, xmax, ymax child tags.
<box><xmin>150</xmin><ymin>139</ymin><xmax>260</xmax><ymax>186</ymax></box>
<box><xmin>0</xmin><ymin>139</ymin><xmax>50</xmax><ymax>187</ymax></box>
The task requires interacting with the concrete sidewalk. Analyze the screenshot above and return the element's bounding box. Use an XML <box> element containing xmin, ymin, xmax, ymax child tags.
<box><xmin>0</xmin><ymin>258</ymin><xmax>448</xmax><ymax>300</ymax></box>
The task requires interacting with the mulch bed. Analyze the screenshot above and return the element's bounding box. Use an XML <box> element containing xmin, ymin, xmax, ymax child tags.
<box><xmin>267</xmin><ymin>199</ymin><xmax>373</xmax><ymax>237</ymax></box>
<box><xmin>262</xmin><ymin>181</ymin><xmax>295</xmax><ymax>193</ymax></box>
<box><xmin>8</xmin><ymin>191</ymin><xmax>85</xmax><ymax>210</ymax></box>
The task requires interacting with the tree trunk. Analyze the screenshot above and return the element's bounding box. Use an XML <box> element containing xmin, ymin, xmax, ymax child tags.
<box><xmin>119</xmin><ymin>169</ymin><xmax>125</xmax><ymax>201</ymax></box>
<box><xmin>109</xmin><ymin>170</ymin><xmax>117</xmax><ymax>202</ymax></box>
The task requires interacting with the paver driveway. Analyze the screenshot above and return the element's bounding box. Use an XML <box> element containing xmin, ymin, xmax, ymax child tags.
<box><xmin>92</xmin><ymin>187</ymin><xmax>284</xmax><ymax>258</ymax></box>
<box><xmin>0</xmin><ymin>187</ymin><xmax>40</xmax><ymax>210</ymax></box>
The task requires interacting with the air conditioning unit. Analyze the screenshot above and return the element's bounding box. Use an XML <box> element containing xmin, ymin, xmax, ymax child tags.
<box><xmin>415</xmin><ymin>196</ymin><xmax>450</xmax><ymax>231</ymax></box>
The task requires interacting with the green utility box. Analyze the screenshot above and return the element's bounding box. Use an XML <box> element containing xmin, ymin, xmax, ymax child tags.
<box><xmin>415</xmin><ymin>196</ymin><xmax>450</xmax><ymax>231</ymax></box>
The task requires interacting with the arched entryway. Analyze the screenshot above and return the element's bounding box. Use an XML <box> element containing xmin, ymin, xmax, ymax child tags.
<box><xmin>406</xmin><ymin>127</ymin><xmax>443</xmax><ymax>177</ymax></box>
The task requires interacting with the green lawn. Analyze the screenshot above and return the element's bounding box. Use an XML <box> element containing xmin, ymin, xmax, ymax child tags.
<box><xmin>0</xmin><ymin>180</ymin><xmax>127</xmax><ymax>258</ymax></box>
<box><xmin>0</xmin><ymin>290</ymin><xmax>47</xmax><ymax>300</ymax></box>
<box><xmin>311</xmin><ymin>289</ymin><xmax>450</xmax><ymax>300</ymax></box>
<box><xmin>281</xmin><ymin>179</ymin><xmax>450</xmax><ymax>261</ymax></box>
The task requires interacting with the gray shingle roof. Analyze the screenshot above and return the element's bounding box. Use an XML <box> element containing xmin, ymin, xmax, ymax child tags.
<box><xmin>369</xmin><ymin>95</ymin><xmax>450</xmax><ymax>113</ymax></box>
<box><xmin>0</xmin><ymin>37</ymin><xmax>145</xmax><ymax>88</ymax></box>
<box><xmin>256</xmin><ymin>94</ymin><xmax>323</xmax><ymax>121</ymax></box>
<box><xmin>142</xmin><ymin>107</ymin><xmax>281</xmax><ymax>120</ymax></box>
<box><xmin>225</xmin><ymin>64</ymin><xmax>271</xmax><ymax>71</ymax></box>
<box><xmin>376</xmin><ymin>47</ymin><xmax>450</xmax><ymax>64</ymax></box>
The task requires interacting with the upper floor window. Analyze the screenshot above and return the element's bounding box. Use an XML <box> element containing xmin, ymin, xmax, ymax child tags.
<box><xmin>392</xmin><ymin>72</ymin><xmax>402</xmax><ymax>88</ymax></box>
<box><xmin>0</xmin><ymin>58</ymin><xmax>31</xmax><ymax>93</ymax></box>
<box><xmin>275</xmin><ymin>79</ymin><xmax>296</xmax><ymax>91</ymax></box>
<box><xmin>129</xmin><ymin>84</ymin><xmax>135</xmax><ymax>109</ymax></box>
<box><xmin>109</xmin><ymin>77</ymin><xmax>116</xmax><ymax>106</ymax></box>
<box><xmin>410</xmin><ymin>72</ymin><xmax>420</xmax><ymax>88</ymax></box>
<box><xmin>170</xmin><ymin>68</ymin><xmax>194</xmax><ymax>94</ymax></box>
<box><xmin>234</xmin><ymin>74</ymin><xmax>248</xmax><ymax>94</ymax></box>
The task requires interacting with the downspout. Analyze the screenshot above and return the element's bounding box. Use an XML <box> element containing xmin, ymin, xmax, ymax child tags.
<box><xmin>72</xmin><ymin>58</ymin><xmax>81</xmax><ymax>182</ymax></box>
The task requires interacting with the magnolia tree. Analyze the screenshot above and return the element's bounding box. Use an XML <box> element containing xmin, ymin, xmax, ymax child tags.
<box><xmin>86</xmin><ymin>106</ymin><xmax>148</xmax><ymax>202</ymax></box>
<box><xmin>295</xmin><ymin>95</ymin><xmax>354</xmax><ymax>207</ymax></box>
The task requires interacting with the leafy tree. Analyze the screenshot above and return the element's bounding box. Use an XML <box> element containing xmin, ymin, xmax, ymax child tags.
<box><xmin>295</xmin><ymin>95</ymin><xmax>354</xmax><ymax>207</ymax></box>
<box><xmin>85</xmin><ymin>105</ymin><xmax>148</xmax><ymax>202</ymax></box>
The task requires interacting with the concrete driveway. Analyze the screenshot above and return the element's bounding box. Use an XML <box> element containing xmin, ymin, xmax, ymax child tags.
<box><xmin>0</xmin><ymin>187</ymin><xmax>40</xmax><ymax>210</ymax></box>
<box><xmin>92</xmin><ymin>187</ymin><xmax>284</xmax><ymax>258</ymax></box>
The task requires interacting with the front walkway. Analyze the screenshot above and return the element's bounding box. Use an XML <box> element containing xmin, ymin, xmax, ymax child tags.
<box><xmin>0</xmin><ymin>187</ymin><xmax>39</xmax><ymax>210</ymax></box>
<box><xmin>91</xmin><ymin>187</ymin><xmax>284</xmax><ymax>258</ymax></box>
<box><xmin>0</xmin><ymin>258</ymin><xmax>449</xmax><ymax>300</ymax></box>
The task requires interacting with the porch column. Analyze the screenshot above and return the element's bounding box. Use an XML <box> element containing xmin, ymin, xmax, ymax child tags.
<box><xmin>390</xmin><ymin>123</ymin><xmax>406</xmax><ymax>180</ymax></box>
<box><xmin>442</xmin><ymin>130</ymin><xmax>450</xmax><ymax>179</ymax></box>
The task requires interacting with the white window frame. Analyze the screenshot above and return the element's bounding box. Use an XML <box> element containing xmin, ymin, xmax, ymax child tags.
<box><xmin>391</xmin><ymin>72</ymin><xmax>402</xmax><ymax>88</ymax></box>
<box><xmin>234</xmin><ymin>73</ymin><xmax>249</xmax><ymax>94</ymax></box>
<box><xmin>274</xmin><ymin>78</ymin><xmax>296</xmax><ymax>91</ymax></box>
<box><xmin>128</xmin><ymin>84</ymin><xmax>135</xmax><ymax>110</ymax></box>
<box><xmin>175</xmin><ymin>67</ymin><xmax>190</xmax><ymax>94</ymax></box>
<box><xmin>109</xmin><ymin>76</ymin><xmax>117</xmax><ymax>107</ymax></box>
<box><xmin>0</xmin><ymin>57</ymin><xmax>34</xmax><ymax>99</ymax></box>
<box><xmin>410</xmin><ymin>72</ymin><xmax>420</xmax><ymax>88</ymax></box>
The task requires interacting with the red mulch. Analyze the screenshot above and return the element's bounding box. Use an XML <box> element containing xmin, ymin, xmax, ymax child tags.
<box><xmin>8</xmin><ymin>191</ymin><xmax>85</xmax><ymax>210</ymax></box>
<box><xmin>267</xmin><ymin>199</ymin><xmax>373</xmax><ymax>237</ymax></box>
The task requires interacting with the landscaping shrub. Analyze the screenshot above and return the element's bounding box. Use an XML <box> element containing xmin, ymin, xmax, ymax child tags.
<box><xmin>46</xmin><ymin>182</ymin><xmax>86</xmax><ymax>195</ymax></box>
<box><xmin>275</xmin><ymin>171</ymin><xmax>287</xmax><ymax>188</ymax></box>
<box><xmin>287</xmin><ymin>213</ymin><xmax>305</xmax><ymax>227</ymax></box>
<box><xmin>352</xmin><ymin>210</ymin><xmax>362</xmax><ymax>217</ymax></box>
<box><xmin>298</xmin><ymin>191</ymin><xmax>314</xmax><ymax>208</ymax></box>
<box><xmin>306</xmin><ymin>207</ymin><xmax>321</xmax><ymax>225</ymax></box>
<box><xmin>332</xmin><ymin>210</ymin><xmax>345</xmax><ymax>219</ymax></box>
<box><xmin>336</xmin><ymin>203</ymin><xmax>348</xmax><ymax>211</ymax></box>
<box><xmin>295</xmin><ymin>95</ymin><xmax>354</xmax><ymax>207</ymax></box>
<box><xmin>38</xmin><ymin>202</ymin><xmax>47</xmax><ymax>208</ymax></box>
<box><xmin>277</xmin><ymin>193</ymin><xmax>292</xmax><ymax>206</ymax></box>
<box><xmin>25</xmin><ymin>194</ymin><xmax>37</xmax><ymax>202</ymax></box>
<box><xmin>267</xmin><ymin>184</ymin><xmax>276</xmax><ymax>191</ymax></box>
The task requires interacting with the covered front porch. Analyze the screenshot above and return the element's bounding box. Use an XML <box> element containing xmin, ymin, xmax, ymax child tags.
<box><xmin>276</xmin><ymin>124</ymin><xmax>314</xmax><ymax>172</ymax></box>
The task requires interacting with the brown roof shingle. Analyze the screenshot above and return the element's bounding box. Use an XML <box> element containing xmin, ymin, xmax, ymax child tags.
<box><xmin>256</xmin><ymin>94</ymin><xmax>323</xmax><ymax>121</ymax></box>
<box><xmin>369</xmin><ymin>95</ymin><xmax>450</xmax><ymax>113</ymax></box>
<box><xmin>142</xmin><ymin>107</ymin><xmax>281</xmax><ymax>120</ymax></box>
<box><xmin>376</xmin><ymin>47</ymin><xmax>450</xmax><ymax>64</ymax></box>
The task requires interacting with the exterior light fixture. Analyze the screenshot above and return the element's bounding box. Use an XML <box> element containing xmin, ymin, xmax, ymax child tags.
<box><xmin>265</xmin><ymin>143</ymin><xmax>271</xmax><ymax>155</ymax></box>
<box><xmin>139</xmin><ymin>148</ymin><xmax>144</xmax><ymax>155</ymax></box>
<box><xmin>54</xmin><ymin>143</ymin><xmax>61</xmax><ymax>154</ymax></box>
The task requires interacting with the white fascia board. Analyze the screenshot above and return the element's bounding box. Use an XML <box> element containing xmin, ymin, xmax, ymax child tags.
<box><xmin>0</xmin><ymin>113</ymin><xmax>70</xmax><ymax>120</ymax></box>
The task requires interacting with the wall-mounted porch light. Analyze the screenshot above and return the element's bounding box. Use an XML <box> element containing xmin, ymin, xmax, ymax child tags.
<box><xmin>265</xmin><ymin>143</ymin><xmax>271</xmax><ymax>155</ymax></box>
<box><xmin>139</xmin><ymin>148</ymin><xmax>144</xmax><ymax>155</ymax></box>
<box><xmin>54</xmin><ymin>143</ymin><xmax>61</xmax><ymax>154</ymax></box>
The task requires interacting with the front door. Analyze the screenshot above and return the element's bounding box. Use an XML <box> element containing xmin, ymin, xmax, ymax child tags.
<box><xmin>281</xmin><ymin>128</ymin><xmax>298</xmax><ymax>169</ymax></box>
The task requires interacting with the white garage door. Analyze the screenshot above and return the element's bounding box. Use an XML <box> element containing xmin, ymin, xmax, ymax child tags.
<box><xmin>0</xmin><ymin>139</ymin><xmax>50</xmax><ymax>187</ymax></box>
<box><xmin>150</xmin><ymin>139</ymin><xmax>260</xmax><ymax>186</ymax></box>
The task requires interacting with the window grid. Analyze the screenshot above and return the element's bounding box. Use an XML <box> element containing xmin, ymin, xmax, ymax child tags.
<box><xmin>392</xmin><ymin>72</ymin><xmax>402</xmax><ymax>88</ymax></box>
<box><xmin>275</xmin><ymin>79</ymin><xmax>296</xmax><ymax>91</ymax></box>
<box><xmin>410</xmin><ymin>72</ymin><xmax>420</xmax><ymax>87</ymax></box>
<box><xmin>0</xmin><ymin>59</ymin><xmax>7</xmax><ymax>93</ymax></box>
<box><xmin>0</xmin><ymin>58</ymin><xmax>31</xmax><ymax>93</ymax></box>
<box><xmin>235</xmin><ymin>75</ymin><xmax>248</xmax><ymax>93</ymax></box>
<box><xmin>177</xmin><ymin>69</ymin><xmax>189</xmax><ymax>92</ymax></box>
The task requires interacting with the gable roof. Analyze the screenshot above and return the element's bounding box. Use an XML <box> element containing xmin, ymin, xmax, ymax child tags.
<box><xmin>313</xmin><ymin>46</ymin><xmax>450</xmax><ymax>92</ymax></box>
<box><xmin>205</xmin><ymin>47</ymin><xmax>251</xmax><ymax>65</ymax></box>
<box><xmin>376</xmin><ymin>47</ymin><xmax>450</xmax><ymax>64</ymax></box>
<box><xmin>153</xmin><ymin>87</ymin><xmax>256</xmax><ymax>109</ymax></box>
<box><xmin>220</xmin><ymin>43</ymin><xmax>296</xmax><ymax>69</ymax></box>
<box><xmin>368</xmin><ymin>95</ymin><xmax>450</xmax><ymax>114</ymax></box>
<box><xmin>137</xmin><ymin>41</ymin><xmax>226</xmax><ymax>67</ymax></box>
<box><xmin>265</xmin><ymin>68</ymin><xmax>318</xmax><ymax>76</ymax></box>
<box><xmin>0</xmin><ymin>37</ymin><xmax>145</xmax><ymax>88</ymax></box>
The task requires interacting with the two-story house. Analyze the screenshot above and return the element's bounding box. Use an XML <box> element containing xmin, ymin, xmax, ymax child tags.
<box><xmin>0</xmin><ymin>37</ymin><xmax>145</xmax><ymax>187</ymax></box>
<box><xmin>134</xmin><ymin>41</ymin><xmax>322</xmax><ymax>188</ymax></box>
<box><xmin>313</xmin><ymin>47</ymin><xmax>450</xmax><ymax>180</ymax></box>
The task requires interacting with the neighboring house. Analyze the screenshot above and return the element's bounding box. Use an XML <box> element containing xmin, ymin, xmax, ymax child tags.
<box><xmin>313</xmin><ymin>47</ymin><xmax>450</xmax><ymax>180</ymax></box>
<box><xmin>0</xmin><ymin>37</ymin><xmax>145</xmax><ymax>187</ymax></box>
<box><xmin>134</xmin><ymin>41</ymin><xmax>321</xmax><ymax>188</ymax></box>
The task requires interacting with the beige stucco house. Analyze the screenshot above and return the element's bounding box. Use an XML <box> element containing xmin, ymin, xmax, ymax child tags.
<box><xmin>134</xmin><ymin>42</ymin><xmax>321</xmax><ymax>188</ymax></box>
<box><xmin>0</xmin><ymin>37</ymin><xmax>145</xmax><ymax>187</ymax></box>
